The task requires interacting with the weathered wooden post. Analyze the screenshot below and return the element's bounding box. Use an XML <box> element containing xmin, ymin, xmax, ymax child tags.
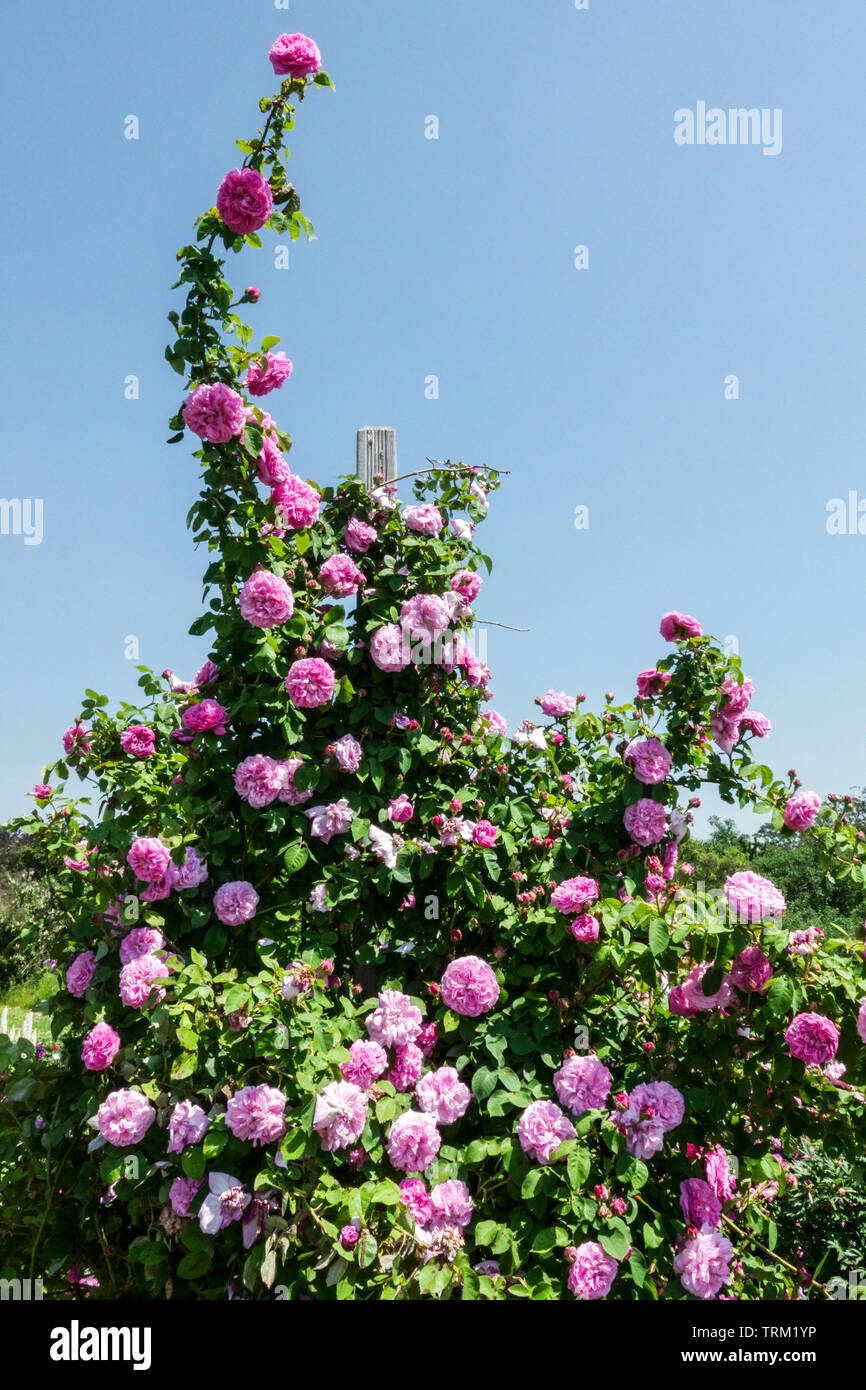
<box><xmin>356</xmin><ymin>427</ymin><xmax>397</xmax><ymax>489</ymax></box>
<box><xmin>0</xmin><ymin>1007</ymin><xmax>8</xmax><ymax>1037</ymax></box>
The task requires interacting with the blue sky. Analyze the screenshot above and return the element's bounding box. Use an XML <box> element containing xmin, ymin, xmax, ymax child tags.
<box><xmin>1</xmin><ymin>0</ymin><xmax>864</xmax><ymax>832</ymax></box>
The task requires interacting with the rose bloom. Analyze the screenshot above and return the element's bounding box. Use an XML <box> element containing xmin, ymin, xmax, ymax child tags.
<box><xmin>272</xmin><ymin>475</ymin><xmax>321</xmax><ymax>530</ymax></box>
<box><xmin>81</xmin><ymin>1022</ymin><xmax>121</xmax><ymax>1072</ymax></box>
<box><xmin>319</xmin><ymin>554</ymin><xmax>364</xmax><ymax>597</ymax></box>
<box><xmin>389</xmin><ymin>1042</ymin><xmax>424</xmax><ymax>1092</ymax></box>
<box><xmin>277</xmin><ymin>756</ymin><xmax>313</xmax><ymax>806</ymax></box>
<box><xmin>451</xmin><ymin>569</ymin><xmax>482</xmax><ymax>602</ymax></box>
<box><xmin>213</xmin><ymin>881</ymin><xmax>259</xmax><ymax>926</ymax></box>
<box><xmin>167</xmin><ymin>1101</ymin><xmax>210</xmax><ymax>1154</ymax></box>
<box><xmin>340</xmin><ymin>1040</ymin><xmax>389</xmax><ymax>1089</ymax></box>
<box><xmin>402</xmin><ymin>504</ymin><xmax>444</xmax><ymax>537</ymax></box>
<box><xmin>787</xmin><ymin>925</ymin><xmax>823</xmax><ymax>958</ymax></box>
<box><xmin>416</xmin><ymin>1067</ymin><xmax>471</xmax><ymax>1125</ymax></box>
<box><xmin>472</xmin><ymin>819</ymin><xmax>498</xmax><ymax>848</ymax></box>
<box><xmin>673</xmin><ymin>1226</ymin><xmax>734</xmax><ymax>1300</ymax></box>
<box><xmin>429</xmin><ymin>1179</ymin><xmax>473</xmax><ymax>1230</ymax></box>
<box><xmin>216</xmin><ymin>167</ymin><xmax>273</xmax><ymax>235</ymax></box>
<box><xmin>30</xmin><ymin>783</ymin><xmax>53</xmax><ymax>799</ymax></box>
<box><xmin>388</xmin><ymin>793</ymin><xmax>414</xmax><ymax>824</ymax></box>
<box><xmin>724</xmin><ymin>870</ymin><xmax>786</xmax><ymax>923</ymax></box>
<box><xmin>636</xmin><ymin>668</ymin><xmax>671</xmax><ymax>698</ymax></box>
<box><xmin>719</xmin><ymin>675</ymin><xmax>754</xmax><ymax>715</ymax></box>
<box><xmin>481</xmin><ymin>709</ymin><xmax>508</xmax><ymax>736</ymax></box>
<box><xmin>567</xmin><ymin>1242</ymin><xmax>618</xmax><ymax>1301</ymax></box>
<box><xmin>181</xmin><ymin>699</ymin><xmax>229</xmax><ymax>735</ymax></box>
<box><xmin>629</xmin><ymin>1080</ymin><xmax>684</xmax><ymax>1132</ymax></box>
<box><xmin>660</xmin><ymin>610</ymin><xmax>702</xmax><ymax>641</ymax></box>
<box><xmin>624</xmin><ymin>737</ymin><xmax>672</xmax><ymax>785</ymax></box>
<box><xmin>198</xmin><ymin>1172</ymin><xmax>251</xmax><ymax>1234</ymax></box>
<box><xmin>729</xmin><ymin>945</ymin><xmax>773</xmax><ymax>993</ymax></box>
<box><xmin>785</xmin><ymin>1012</ymin><xmax>839</xmax><ymax>1066</ymax></box>
<box><xmin>256</xmin><ymin>433</ymin><xmax>289</xmax><ymax>486</ymax></box>
<box><xmin>679</xmin><ymin>962</ymin><xmax>735</xmax><ymax>1013</ymax></box>
<box><xmin>704</xmin><ymin>1146</ymin><xmax>738</xmax><ymax>1202</ymax></box>
<box><xmin>119</xmin><ymin>953</ymin><xmax>170</xmax><ymax>1009</ymax></box>
<box><xmin>234</xmin><ymin>754</ymin><xmax>285</xmax><ymax>808</ymax></box>
<box><xmin>370</xmin><ymin>623</ymin><xmax>411</xmax><ymax>673</ymax></box>
<box><xmin>238</xmin><ymin>570</ymin><xmax>294</xmax><ymax>628</ymax></box>
<box><xmin>66</xmin><ymin>950</ymin><xmax>96</xmax><ymax>998</ymax></box>
<box><xmin>539</xmin><ymin>690</ymin><xmax>577</xmax><ymax>718</ymax></box>
<box><xmin>226</xmin><ymin>1085</ymin><xmax>287</xmax><ymax>1146</ymax></box>
<box><xmin>553</xmin><ymin>1055</ymin><xmax>612</xmax><ymax>1115</ymax></box>
<box><xmin>740</xmin><ymin>711</ymin><xmax>772</xmax><ymax>737</ymax></box>
<box><xmin>550</xmin><ymin>876</ymin><xmax>599</xmax><ymax>914</ymax></box>
<box><xmin>182</xmin><ymin>381</ymin><xmax>246</xmax><ymax>443</ymax></box>
<box><xmin>710</xmin><ymin>710</ymin><xmax>741</xmax><ymax>755</ymax></box>
<box><xmin>623</xmin><ymin>798</ymin><xmax>668</xmax><ymax>846</ymax></box>
<box><xmin>858</xmin><ymin>998</ymin><xmax>866</xmax><ymax>1045</ymax></box>
<box><xmin>96</xmin><ymin>1089</ymin><xmax>156</xmax><ymax>1147</ymax></box>
<box><xmin>119</xmin><ymin>725</ymin><xmax>155</xmax><ymax>759</ymax></box>
<box><xmin>285</xmin><ymin>657</ymin><xmax>335</xmax><ymax>709</ymax></box>
<box><xmin>344</xmin><ymin>516</ymin><xmax>377</xmax><ymax>552</ymax></box>
<box><xmin>119</xmin><ymin>927</ymin><xmax>164</xmax><ymax>965</ymax></box>
<box><xmin>400</xmin><ymin>592</ymin><xmax>452</xmax><ymax>646</ymax></box>
<box><xmin>305</xmin><ymin>798</ymin><xmax>353</xmax><ymax>843</ymax></box>
<box><xmin>313</xmin><ymin>1080</ymin><xmax>369</xmax><ymax>1151</ymax></box>
<box><xmin>386</xmin><ymin>1110</ymin><xmax>441</xmax><ymax>1173</ymax></box>
<box><xmin>517</xmin><ymin>1099</ymin><xmax>576</xmax><ymax>1164</ymax></box>
<box><xmin>680</xmin><ymin>1178</ymin><xmax>722</xmax><ymax>1229</ymax></box>
<box><xmin>399</xmin><ymin>1178</ymin><xmax>432</xmax><ymax>1224</ymax></box>
<box><xmin>368</xmin><ymin>824</ymin><xmax>399</xmax><ymax>868</ymax></box>
<box><xmin>170</xmin><ymin>1176</ymin><xmax>202</xmax><ymax>1217</ymax></box>
<box><xmin>62</xmin><ymin>722</ymin><xmax>92</xmax><ymax>755</ymax></box>
<box><xmin>175</xmin><ymin>846</ymin><xmax>209</xmax><ymax>889</ymax></box>
<box><xmin>440</xmin><ymin>956</ymin><xmax>500</xmax><ymax>1017</ymax></box>
<box><xmin>366</xmin><ymin>989</ymin><xmax>423</xmax><ymax>1047</ymax></box>
<box><xmin>268</xmin><ymin>31</ymin><xmax>322</xmax><ymax>77</ymax></box>
<box><xmin>783</xmin><ymin>790</ymin><xmax>821</xmax><ymax>832</ymax></box>
<box><xmin>140</xmin><ymin>863</ymin><xmax>177</xmax><ymax>902</ymax></box>
<box><xmin>245</xmin><ymin>351</ymin><xmax>293</xmax><ymax>396</ymax></box>
<box><xmin>127</xmin><ymin>836</ymin><xmax>171</xmax><ymax>883</ymax></box>
<box><xmin>570</xmin><ymin>914</ymin><xmax>599</xmax><ymax>943</ymax></box>
<box><xmin>331</xmin><ymin>734</ymin><xmax>363</xmax><ymax>772</ymax></box>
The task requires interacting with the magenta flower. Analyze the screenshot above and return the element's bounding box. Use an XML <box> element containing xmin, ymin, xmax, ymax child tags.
<box><xmin>567</xmin><ymin>1242</ymin><xmax>618</xmax><ymax>1300</ymax></box>
<box><xmin>127</xmin><ymin>837</ymin><xmax>171</xmax><ymax>884</ymax></box>
<box><xmin>119</xmin><ymin>954</ymin><xmax>171</xmax><ymax>1009</ymax></box>
<box><xmin>285</xmin><ymin>657</ymin><xmax>335</xmax><ymax>709</ymax></box>
<box><xmin>553</xmin><ymin>1055</ymin><xmax>612</xmax><ymax>1115</ymax></box>
<box><xmin>96</xmin><ymin>1090</ymin><xmax>156</xmax><ymax>1147</ymax></box>
<box><xmin>167</xmin><ymin>1101</ymin><xmax>210</xmax><ymax>1154</ymax></box>
<box><xmin>680</xmin><ymin>1178</ymin><xmax>722</xmax><ymax>1229</ymax></box>
<box><xmin>340</xmin><ymin>1040</ymin><xmax>389</xmax><ymax>1089</ymax></box>
<box><xmin>182</xmin><ymin>699</ymin><xmax>229</xmax><ymax>735</ymax></box>
<box><xmin>369</xmin><ymin>623</ymin><xmax>411</xmax><ymax>673</ymax></box>
<box><xmin>624</xmin><ymin>737</ymin><xmax>672</xmax><ymax>785</ymax></box>
<box><xmin>785</xmin><ymin>1012</ymin><xmax>839</xmax><ymax>1066</ymax></box>
<box><xmin>119</xmin><ymin>928</ymin><xmax>164</xmax><ymax>965</ymax></box>
<box><xmin>659</xmin><ymin>610</ymin><xmax>703</xmax><ymax>641</ymax></box>
<box><xmin>238</xmin><ymin>570</ymin><xmax>294</xmax><ymax>628</ymax></box>
<box><xmin>388</xmin><ymin>793</ymin><xmax>414</xmax><ymax>824</ymax></box>
<box><xmin>226</xmin><ymin>1085</ymin><xmax>287</xmax><ymax>1147</ymax></box>
<box><xmin>66</xmin><ymin>950</ymin><xmax>96</xmax><ymax>999</ymax></box>
<box><xmin>320</xmin><ymin>554</ymin><xmax>364</xmax><ymax>597</ymax></box>
<box><xmin>399</xmin><ymin>1178</ymin><xmax>432</xmax><ymax>1223</ymax></box>
<box><xmin>245</xmin><ymin>350</ymin><xmax>293</xmax><ymax>396</ymax></box>
<box><xmin>440</xmin><ymin>956</ymin><xmax>499</xmax><ymax>1017</ymax></box>
<box><xmin>623</xmin><ymin>799</ymin><xmax>668</xmax><ymax>847</ymax></box>
<box><xmin>472</xmin><ymin>819</ymin><xmax>498</xmax><ymax>848</ymax></box>
<box><xmin>388</xmin><ymin>1043</ymin><xmax>424</xmax><ymax>1092</ymax></box>
<box><xmin>170</xmin><ymin>1176</ymin><xmax>202</xmax><ymax>1217</ymax></box>
<box><xmin>234</xmin><ymin>754</ymin><xmax>285</xmax><ymax>809</ymax></box>
<box><xmin>183</xmin><ymin>381</ymin><xmax>246</xmax><ymax>442</ymax></box>
<box><xmin>268</xmin><ymin>31</ymin><xmax>322</xmax><ymax>78</ymax></box>
<box><xmin>216</xmin><ymin>167</ymin><xmax>273</xmax><ymax>236</ymax></box>
<box><xmin>783</xmin><ymin>790</ymin><xmax>821</xmax><ymax>832</ymax></box>
<box><xmin>119</xmin><ymin>725</ymin><xmax>156</xmax><ymax>759</ymax></box>
<box><xmin>344</xmin><ymin>516</ymin><xmax>377</xmax><ymax>552</ymax></box>
<box><xmin>550</xmin><ymin>876</ymin><xmax>599</xmax><ymax>914</ymax></box>
<box><xmin>81</xmin><ymin>1022</ymin><xmax>121</xmax><ymax>1072</ymax></box>
<box><xmin>272</xmin><ymin>475</ymin><xmax>320</xmax><ymax>530</ymax></box>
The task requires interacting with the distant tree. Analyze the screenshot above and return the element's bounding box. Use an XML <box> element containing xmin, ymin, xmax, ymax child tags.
<box><xmin>0</xmin><ymin>829</ymin><xmax>63</xmax><ymax>994</ymax></box>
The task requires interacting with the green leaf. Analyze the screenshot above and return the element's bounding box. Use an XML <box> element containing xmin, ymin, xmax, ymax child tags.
<box><xmin>567</xmin><ymin>1147</ymin><xmax>592</xmax><ymax>1190</ymax></box>
<box><xmin>357</xmin><ymin>1230</ymin><xmax>378</xmax><ymax>1269</ymax></box>
<box><xmin>599</xmin><ymin>1217</ymin><xmax>630</xmax><ymax>1262</ymax></box>
<box><xmin>181</xmin><ymin>1147</ymin><xmax>206</xmax><ymax>1180</ymax></box>
<box><xmin>177</xmin><ymin>1249</ymin><xmax>213</xmax><ymax>1280</ymax></box>
<box><xmin>648</xmin><ymin>920</ymin><xmax>670</xmax><ymax>956</ymax></box>
<box><xmin>282</xmin><ymin>842</ymin><xmax>309</xmax><ymax>875</ymax></box>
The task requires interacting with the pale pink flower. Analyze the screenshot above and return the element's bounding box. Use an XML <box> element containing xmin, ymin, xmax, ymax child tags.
<box><xmin>174</xmin><ymin>846</ymin><xmax>208</xmax><ymax>889</ymax></box>
<box><xmin>276</xmin><ymin>757</ymin><xmax>313</xmax><ymax>806</ymax></box>
<box><xmin>285</xmin><ymin>657</ymin><xmax>335</xmax><ymax>708</ymax></box>
<box><xmin>331</xmin><ymin>734</ymin><xmax>362</xmax><ymax>772</ymax></box>
<box><xmin>238</xmin><ymin>570</ymin><xmax>294</xmax><ymax>628</ymax></box>
<box><xmin>402</xmin><ymin>504</ymin><xmax>444</xmax><ymax>537</ymax></box>
<box><xmin>480</xmin><ymin>709</ymin><xmax>507</xmax><ymax>736</ymax></box>
<box><xmin>673</xmin><ymin>1227</ymin><xmax>733</xmax><ymax>1299</ymax></box>
<box><xmin>539</xmin><ymin>690</ymin><xmax>576</xmax><ymax>718</ymax></box>
<box><xmin>170</xmin><ymin>1176</ymin><xmax>202</xmax><ymax>1217</ymax></box>
<box><xmin>198</xmin><ymin>1172</ymin><xmax>251</xmax><ymax>1233</ymax></box>
<box><xmin>440</xmin><ymin>956</ymin><xmax>499</xmax><ymax>1017</ymax></box>
<box><xmin>553</xmin><ymin>1055</ymin><xmax>612</xmax><ymax>1115</ymax></box>
<box><xmin>567</xmin><ymin>1242</ymin><xmax>618</xmax><ymax>1300</ymax></box>
<box><xmin>386</xmin><ymin>1110</ymin><xmax>441</xmax><ymax>1172</ymax></box>
<box><xmin>389</xmin><ymin>1043</ymin><xmax>424</xmax><ymax>1092</ymax></box>
<box><xmin>305</xmin><ymin>798</ymin><xmax>353</xmax><ymax>843</ymax></box>
<box><xmin>518</xmin><ymin>1099</ymin><xmax>576</xmax><ymax>1163</ymax></box>
<box><xmin>313</xmin><ymin>1080</ymin><xmax>369</xmax><ymax>1151</ymax></box>
<box><xmin>167</xmin><ymin>1101</ymin><xmax>210</xmax><ymax>1154</ymax></box>
<box><xmin>366</xmin><ymin>989</ymin><xmax>423</xmax><ymax>1047</ymax></box>
<box><xmin>710</xmin><ymin>710</ymin><xmax>742</xmax><ymax>755</ymax></box>
<box><xmin>857</xmin><ymin>998</ymin><xmax>866</xmax><ymax>1044</ymax></box>
<box><xmin>370</xmin><ymin>623</ymin><xmax>411</xmax><ymax>672</ymax></box>
<box><xmin>96</xmin><ymin>1089</ymin><xmax>156</xmax><ymax>1147</ymax></box>
<box><xmin>213</xmin><ymin>881</ymin><xmax>259</xmax><ymax>925</ymax></box>
<box><xmin>429</xmin><ymin>1179</ymin><xmax>473</xmax><ymax>1230</ymax></box>
<box><xmin>226</xmin><ymin>1085</ymin><xmax>287</xmax><ymax>1146</ymax></box>
<box><xmin>679</xmin><ymin>962</ymin><xmax>735</xmax><ymax>1013</ymax></box>
<box><xmin>368</xmin><ymin>824</ymin><xmax>400</xmax><ymax>867</ymax></box>
<box><xmin>704</xmin><ymin>1147</ymin><xmax>738</xmax><ymax>1202</ymax></box>
<box><xmin>400</xmin><ymin>593</ymin><xmax>451</xmax><ymax>645</ymax></box>
<box><xmin>724</xmin><ymin>870</ymin><xmax>786</xmax><ymax>923</ymax></box>
<box><xmin>416</xmin><ymin>1067</ymin><xmax>471</xmax><ymax>1125</ymax></box>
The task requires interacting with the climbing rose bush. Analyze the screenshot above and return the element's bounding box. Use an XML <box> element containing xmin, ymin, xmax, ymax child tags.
<box><xmin>2</xmin><ymin>37</ymin><xmax>866</xmax><ymax>1305</ymax></box>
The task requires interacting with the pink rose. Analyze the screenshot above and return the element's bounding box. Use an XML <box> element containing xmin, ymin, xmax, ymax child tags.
<box><xmin>416</xmin><ymin>1067</ymin><xmax>471</xmax><ymax>1125</ymax></box>
<box><xmin>553</xmin><ymin>1055</ymin><xmax>612</xmax><ymax>1115</ymax></box>
<box><xmin>313</xmin><ymin>1081</ymin><xmax>368</xmax><ymax>1151</ymax></box>
<box><xmin>659</xmin><ymin>611</ymin><xmax>702</xmax><ymax>641</ymax></box>
<box><xmin>724</xmin><ymin>870</ymin><xmax>786</xmax><ymax>923</ymax></box>
<box><xmin>81</xmin><ymin>1022</ymin><xmax>121</xmax><ymax>1072</ymax></box>
<box><xmin>182</xmin><ymin>382</ymin><xmax>246</xmax><ymax>442</ymax></box>
<box><xmin>370</xmin><ymin>623</ymin><xmax>411</xmax><ymax>673</ymax></box>
<box><xmin>570</xmin><ymin>914</ymin><xmax>599</xmax><ymax>943</ymax></box>
<box><xmin>127</xmin><ymin>837</ymin><xmax>171</xmax><ymax>883</ymax></box>
<box><xmin>66</xmin><ymin>950</ymin><xmax>96</xmax><ymax>998</ymax></box>
<box><xmin>539</xmin><ymin>690</ymin><xmax>577</xmax><ymax>718</ymax></box>
<box><xmin>389</xmin><ymin>1043</ymin><xmax>424</xmax><ymax>1092</ymax></box>
<box><xmin>216</xmin><ymin>167</ymin><xmax>273</xmax><ymax>236</ymax></box>
<box><xmin>226</xmin><ymin>1085</ymin><xmax>287</xmax><ymax>1147</ymax></box>
<box><xmin>451</xmin><ymin>569</ymin><xmax>482</xmax><ymax>602</ymax></box>
<box><xmin>305</xmin><ymin>798</ymin><xmax>353</xmax><ymax>843</ymax></box>
<box><xmin>402</xmin><ymin>504</ymin><xmax>444</xmax><ymax>537</ymax></box>
<box><xmin>167</xmin><ymin>1101</ymin><xmax>210</xmax><ymax>1154</ymax></box>
<box><xmin>440</xmin><ymin>956</ymin><xmax>499</xmax><ymax>1017</ymax></box>
<box><xmin>636</xmin><ymin>669</ymin><xmax>671</xmax><ymax>698</ymax></box>
<box><xmin>119</xmin><ymin>953</ymin><xmax>170</xmax><ymax>1009</ymax></box>
<box><xmin>272</xmin><ymin>476</ymin><xmax>321</xmax><ymax>530</ymax></box>
<box><xmin>399</xmin><ymin>1178</ymin><xmax>432</xmax><ymax>1223</ymax></box>
<box><xmin>623</xmin><ymin>799</ymin><xmax>667</xmax><ymax>846</ymax></box>
<box><xmin>96</xmin><ymin>1090</ymin><xmax>156</xmax><ymax>1148</ymax></box>
<box><xmin>386</xmin><ymin>1111</ymin><xmax>441</xmax><ymax>1173</ymax></box>
<box><xmin>673</xmin><ymin>1227</ymin><xmax>733</xmax><ymax>1299</ymax></box>
<box><xmin>567</xmin><ymin>1242</ymin><xmax>618</xmax><ymax>1300</ymax></box>
<box><xmin>388</xmin><ymin>794</ymin><xmax>414</xmax><ymax>824</ymax></box>
<box><xmin>517</xmin><ymin>1099</ymin><xmax>576</xmax><ymax>1164</ymax></box>
<box><xmin>340</xmin><ymin>1040</ymin><xmax>389</xmax><ymax>1089</ymax></box>
<box><xmin>366</xmin><ymin>990</ymin><xmax>423</xmax><ymax>1048</ymax></box>
<box><xmin>783</xmin><ymin>790</ymin><xmax>821</xmax><ymax>832</ymax></box>
<box><xmin>234</xmin><ymin>754</ymin><xmax>285</xmax><ymax>808</ymax></box>
<box><xmin>550</xmin><ymin>876</ymin><xmax>599</xmax><ymax>914</ymax></box>
<box><xmin>238</xmin><ymin>570</ymin><xmax>294</xmax><ymax>628</ymax></box>
<box><xmin>245</xmin><ymin>351</ymin><xmax>293</xmax><ymax>396</ymax></box>
<box><xmin>213</xmin><ymin>881</ymin><xmax>259</xmax><ymax>926</ymax></box>
<box><xmin>119</xmin><ymin>928</ymin><xmax>164</xmax><ymax>965</ymax></box>
<box><xmin>119</xmin><ymin>725</ymin><xmax>155</xmax><ymax>758</ymax></box>
<box><xmin>268</xmin><ymin>32</ymin><xmax>322</xmax><ymax>78</ymax></box>
<box><xmin>319</xmin><ymin>554</ymin><xmax>364</xmax><ymax>597</ymax></box>
<box><xmin>785</xmin><ymin>1012</ymin><xmax>839</xmax><ymax>1066</ymax></box>
<box><xmin>680</xmin><ymin>1178</ymin><xmax>722</xmax><ymax>1229</ymax></box>
<box><xmin>331</xmin><ymin>734</ymin><xmax>362</xmax><ymax>772</ymax></box>
<box><xmin>624</xmin><ymin>737</ymin><xmax>672</xmax><ymax>785</ymax></box>
<box><xmin>472</xmin><ymin>819</ymin><xmax>498</xmax><ymax>848</ymax></box>
<box><xmin>344</xmin><ymin>517</ymin><xmax>377</xmax><ymax>553</ymax></box>
<box><xmin>285</xmin><ymin>657</ymin><xmax>335</xmax><ymax>708</ymax></box>
<box><xmin>181</xmin><ymin>699</ymin><xmax>229</xmax><ymax>735</ymax></box>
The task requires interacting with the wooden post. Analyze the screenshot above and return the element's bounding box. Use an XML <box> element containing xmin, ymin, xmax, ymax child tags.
<box><xmin>356</xmin><ymin>427</ymin><xmax>397</xmax><ymax>489</ymax></box>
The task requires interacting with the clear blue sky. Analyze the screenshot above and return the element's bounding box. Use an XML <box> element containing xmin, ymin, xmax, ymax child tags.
<box><xmin>1</xmin><ymin>0</ymin><xmax>864</xmax><ymax>832</ymax></box>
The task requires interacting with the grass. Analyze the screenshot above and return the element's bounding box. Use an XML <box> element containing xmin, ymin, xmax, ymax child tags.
<box><xmin>0</xmin><ymin>972</ymin><xmax>59</xmax><ymax>1043</ymax></box>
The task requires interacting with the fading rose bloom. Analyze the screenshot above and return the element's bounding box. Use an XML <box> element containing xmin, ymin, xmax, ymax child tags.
<box><xmin>119</xmin><ymin>928</ymin><xmax>164</xmax><ymax>965</ymax></box>
<box><xmin>320</xmin><ymin>554</ymin><xmax>364</xmax><ymax>597</ymax></box>
<box><xmin>416</xmin><ymin>1067</ymin><xmax>471</xmax><ymax>1125</ymax></box>
<box><xmin>268</xmin><ymin>31</ymin><xmax>322</xmax><ymax>77</ymax></box>
<box><xmin>724</xmin><ymin>870</ymin><xmax>786</xmax><ymax>923</ymax></box>
<box><xmin>30</xmin><ymin>783</ymin><xmax>53</xmax><ymax>799</ymax></box>
<box><xmin>119</xmin><ymin>725</ymin><xmax>156</xmax><ymax>758</ymax></box>
<box><xmin>660</xmin><ymin>611</ymin><xmax>702</xmax><ymax>641</ymax></box>
<box><xmin>400</xmin><ymin>593</ymin><xmax>452</xmax><ymax>645</ymax></box>
<box><xmin>167</xmin><ymin>1101</ymin><xmax>210</xmax><ymax>1154</ymax></box>
<box><xmin>238</xmin><ymin>570</ymin><xmax>294</xmax><ymax>628</ymax></box>
<box><xmin>729</xmin><ymin>946</ymin><xmax>773</xmax><ymax>993</ymax></box>
<box><xmin>623</xmin><ymin>799</ymin><xmax>668</xmax><ymax>847</ymax></box>
<box><xmin>785</xmin><ymin>1012</ymin><xmax>839</xmax><ymax>1066</ymax></box>
<box><xmin>518</xmin><ymin>1100</ymin><xmax>576</xmax><ymax>1164</ymax></box>
<box><xmin>480</xmin><ymin>709</ymin><xmax>507</xmax><ymax>736</ymax></box>
<box><xmin>368</xmin><ymin>824</ymin><xmax>399</xmax><ymax>868</ymax></box>
<box><xmin>285</xmin><ymin>657</ymin><xmax>335</xmax><ymax>708</ymax></box>
<box><xmin>568</xmin><ymin>1242</ymin><xmax>618</xmax><ymax>1300</ymax></box>
<box><xmin>272</xmin><ymin>475</ymin><xmax>321</xmax><ymax>530</ymax></box>
<box><xmin>82</xmin><ymin>1022</ymin><xmax>121</xmax><ymax>1072</ymax></box>
<box><xmin>704</xmin><ymin>1146</ymin><xmax>738</xmax><ymax>1202</ymax></box>
<box><xmin>450</xmin><ymin>517</ymin><xmax>474</xmax><ymax>540</ymax></box>
<box><xmin>388</xmin><ymin>793</ymin><xmax>414</xmax><ymax>824</ymax></box>
<box><xmin>234</xmin><ymin>754</ymin><xmax>285</xmax><ymax>808</ymax></box>
<box><xmin>66</xmin><ymin>950</ymin><xmax>96</xmax><ymax>998</ymax></box>
<box><xmin>624</xmin><ymin>737</ymin><xmax>672</xmax><ymax>785</ymax></box>
<box><xmin>539</xmin><ymin>690</ymin><xmax>576</xmax><ymax>718</ymax></box>
<box><xmin>305</xmin><ymin>798</ymin><xmax>353</xmax><ymax>843</ymax></box>
<box><xmin>344</xmin><ymin>516</ymin><xmax>377</xmax><ymax>552</ymax></box>
<box><xmin>740</xmin><ymin>712</ymin><xmax>772</xmax><ymax>737</ymax></box>
<box><xmin>440</xmin><ymin>956</ymin><xmax>499</xmax><ymax>1017</ymax></box>
<box><xmin>119</xmin><ymin>953</ymin><xmax>171</xmax><ymax>1009</ymax></box>
<box><xmin>366</xmin><ymin>989</ymin><xmax>423</xmax><ymax>1047</ymax></box>
<box><xmin>182</xmin><ymin>380</ymin><xmax>246</xmax><ymax>442</ymax></box>
<box><xmin>710</xmin><ymin>710</ymin><xmax>742</xmax><ymax>756</ymax></box>
<box><xmin>174</xmin><ymin>846</ymin><xmax>209</xmax><ymax>890</ymax></box>
<box><xmin>277</xmin><ymin>756</ymin><xmax>314</xmax><ymax>806</ymax></box>
<box><xmin>313</xmin><ymin>1081</ymin><xmax>369</xmax><ymax>1151</ymax></box>
<box><xmin>370</xmin><ymin>623</ymin><xmax>411</xmax><ymax>673</ymax></box>
<box><xmin>245</xmin><ymin>351</ymin><xmax>293</xmax><ymax>396</ymax></box>
<box><xmin>127</xmin><ymin>837</ymin><xmax>171</xmax><ymax>883</ymax></box>
<box><xmin>553</xmin><ymin>1055</ymin><xmax>612</xmax><ymax>1115</ymax></box>
<box><xmin>719</xmin><ymin>675</ymin><xmax>754</xmax><ymax>715</ymax></box>
<box><xmin>213</xmin><ymin>881</ymin><xmax>259</xmax><ymax>925</ymax></box>
<box><xmin>217</xmin><ymin>167</ymin><xmax>273</xmax><ymax>235</ymax></box>
<box><xmin>199</xmin><ymin>1172</ymin><xmax>251</xmax><ymax>1233</ymax></box>
<box><xmin>679</xmin><ymin>962</ymin><xmax>735</xmax><ymax>1013</ymax></box>
<box><xmin>96</xmin><ymin>1089</ymin><xmax>156</xmax><ymax>1147</ymax></box>
<box><xmin>386</xmin><ymin>1110</ymin><xmax>441</xmax><ymax>1172</ymax></box>
<box><xmin>341</xmin><ymin>1040</ymin><xmax>389</xmax><ymax>1089</ymax></box>
<box><xmin>402</xmin><ymin>504</ymin><xmax>444</xmax><ymax>537</ymax></box>
<box><xmin>551</xmin><ymin>876</ymin><xmax>599</xmax><ymax>914</ymax></box>
<box><xmin>787</xmin><ymin>925</ymin><xmax>823</xmax><ymax>957</ymax></box>
<box><xmin>170</xmin><ymin>1176</ymin><xmax>202</xmax><ymax>1217</ymax></box>
<box><xmin>673</xmin><ymin>1226</ymin><xmax>733</xmax><ymax>1300</ymax></box>
<box><xmin>330</xmin><ymin>733</ymin><xmax>362</xmax><ymax>772</ymax></box>
<box><xmin>783</xmin><ymin>790</ymin><xmax>821</xmax><ymax>832</ymax></box>
<box><xmin>226</xmin><ymin>1085</ymin><xmax>287</xmax><ymax>1147</ymax></box>
<box><xmin>680</xmin><ymin>1178</ymin><xmax>722</xmax><ymax>1229</ymax></box>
